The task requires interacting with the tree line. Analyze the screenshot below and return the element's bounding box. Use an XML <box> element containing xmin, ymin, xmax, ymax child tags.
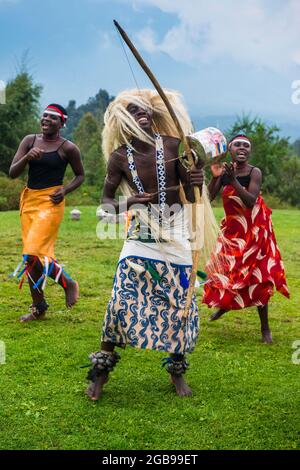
<box><xmin>0</xmin><ymin>71</ymin><xmax>300</xmax><ymax>209</ymax></box>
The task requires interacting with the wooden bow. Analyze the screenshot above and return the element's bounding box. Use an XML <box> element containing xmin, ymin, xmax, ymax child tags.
<box><xmin>114</xmin><ymin>20</ymin><xmax>202</xmax><ymax>318</ymax></box>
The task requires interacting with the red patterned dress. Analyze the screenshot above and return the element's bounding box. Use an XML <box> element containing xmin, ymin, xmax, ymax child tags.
<box><xmin>203</xmin><ymin>176</ymin><xmax>289</xmax><ymax>310</ymax></box>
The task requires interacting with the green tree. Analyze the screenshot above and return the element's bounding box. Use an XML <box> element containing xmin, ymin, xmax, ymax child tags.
<box><xmin>293</xmin><ymin>139</ymin><xmax>300</xmax><ymax>158</ymax></box>
<box><xmin>73</xmin><ymin>112</ymin><xmax>106</xmax><ymax>190</ymax></box>
<box><xmin>0</xmin><ymin>72</ymin><xmax>42</xmax><ymax>174</ymax></box>
<box><xmin>277</xmin><ymin>155</ymin><xmax>300</xmax><ymax>207</ymax></box>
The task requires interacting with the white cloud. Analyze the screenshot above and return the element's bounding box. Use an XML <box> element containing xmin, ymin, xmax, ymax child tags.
<box><xmin>136</xmin><ymin>26</ymin><xmax>158</xmax><ymax>54</ymax></box>
<box><xmin>131</xmin><ymin>0</ymin><xmax>300</xmax><ymax>71</ymax></box>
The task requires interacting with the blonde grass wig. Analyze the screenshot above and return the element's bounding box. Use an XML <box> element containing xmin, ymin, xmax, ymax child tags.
<box><xmin>102</xmin><ymin>88</ymin><xmax>227</xmax><ymax>274</ymax></box>
<box><xmin>102</xmin><ymin>88</ymin><xmax>193</xmax><ymax>160</ymax></box>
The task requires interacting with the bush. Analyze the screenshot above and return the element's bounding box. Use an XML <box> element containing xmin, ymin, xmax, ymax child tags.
<box><xmin>0</xmin><ymin>176</ymin><xmax>24</xmax><ymax>211</ymax></box>
<box><xmin>0</xmin><ymin>176</ymin><xmax>102</xmax><ymax>211</ymax></box>
<box><xmin>262</xmin><ymin>193</ymin><xmax>294</xmax><ymax>210</ymax></box>
<box><xmin>64</xmin><ymin>183</ymin><xmax>101</xmax><ymax>206</ymax></box>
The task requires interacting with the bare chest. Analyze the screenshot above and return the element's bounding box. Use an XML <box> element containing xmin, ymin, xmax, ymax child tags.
<box><xmin>122</xmin><ymin>148</ymin><xmax>178</xmax><ymax>194</ymax></box>
<box><xmin>33</xmin><ymin>136</ymin><xmax>67</xmax><ymax>159</ymax></box>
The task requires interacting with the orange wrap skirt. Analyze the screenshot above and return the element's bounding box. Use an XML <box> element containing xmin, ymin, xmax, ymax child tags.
<box><xmin>20</xmin><ymin>186</ymin><xmax>65</xmax><ymax>260</ymax></box>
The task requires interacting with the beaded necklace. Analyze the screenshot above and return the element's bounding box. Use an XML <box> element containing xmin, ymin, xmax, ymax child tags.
<box><xmin>126</xmin><ymin>133</ymin><xmax>167</xmax><ymax>217</ymax></box>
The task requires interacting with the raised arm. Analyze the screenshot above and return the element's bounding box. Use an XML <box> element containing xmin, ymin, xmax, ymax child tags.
<box><xmin>207</xmin><ymin>164</ymin><xmax>224</xmax><ymax>201</ymax></box>
<box><xmin>9</xmin><ymin>135</ymin><xmax>44</xmax><ymax>179</ymax></box>
<box><xmin>225</xmin><ymin>163</ymin><xmax>262</xmax><ymax>208</ymax></box>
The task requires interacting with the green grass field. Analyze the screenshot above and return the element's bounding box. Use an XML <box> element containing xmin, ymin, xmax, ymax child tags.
<box><xmin>0</xmin><ymin>206</ymin><xmax>299</xmax><ymax>450</ymax></box>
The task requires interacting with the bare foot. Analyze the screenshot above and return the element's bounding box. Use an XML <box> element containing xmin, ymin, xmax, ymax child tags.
<box><xmin>209</xmin><ymin>309</ymin><xmax>227</xmax><ymax>321</ymax></box>
<box><xmin>86</xmin><ymin>374</ymin><xmax>109</xmax><ymax>401</ymax></box>
<box><xmin>170</xmin><ymin>375</ymin><xmax>192</xmax><ymax>397</ymax></box>
<box><xmin>262</xmin><ymin>330</ymin><xmax>273</xmax><ymax>344</ymax></box>
<box><xmin>20</xmin><ymin>312</ymin><xmax>46</xmax><ymax>323</ymax></box>
<box><xmin>65</xmin><ymin>280</ymin><xmax>79</xmax><ymax>308</ymax></box>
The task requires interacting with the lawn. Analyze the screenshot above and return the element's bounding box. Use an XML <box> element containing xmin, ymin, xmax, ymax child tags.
<box><xmin>0</xmin><ymin>206</ymin><xmax>299</xmax><ymax>450</ymax></box>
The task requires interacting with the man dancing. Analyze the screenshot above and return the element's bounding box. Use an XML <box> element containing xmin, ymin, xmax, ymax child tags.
<box><xmin>86</xmin><ymin>88</ymin><xmax>206</xmax><ymax>399</ymax></box>
<box><xmin>9</xmin><ymin>104</ymin><xmax>84</xmax><ymax>321</ymax></box>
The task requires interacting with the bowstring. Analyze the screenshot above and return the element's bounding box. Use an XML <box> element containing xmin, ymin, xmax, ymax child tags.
<box><xmin>115</xmin><ymin>28</ymin><xmax>142</xmax><ymax>94</ymax></box>
<box><xmin>115</xmin><ymin>27</ymin><xmax>156</xmax><ymax>145</ymax></box>
<box><xmin>115</xmin><ymin>27</ymin><xmax>160</xmax><ymax>135</ymax></box>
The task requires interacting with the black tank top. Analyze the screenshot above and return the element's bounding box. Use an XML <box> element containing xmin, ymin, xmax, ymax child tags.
<box><xmin>221</xmin><ymin>166</ymin><xmax>255</xmax><ymax>189</ymax></box>
<box><xmin>27</xmin><ymin>135</ymin><xmax>68</xmax><ymax>190</ymax></box>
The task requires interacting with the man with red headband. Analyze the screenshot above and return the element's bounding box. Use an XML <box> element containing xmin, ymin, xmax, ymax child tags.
<box><xmin>9</xmin><ymin>103</ymin><xmax>84</xmax><ymax>321</ymax></box>
<box><xmin>203</xmin><ymin>133</ymin><xmax>289</xmax><ymax>343</ymax></box>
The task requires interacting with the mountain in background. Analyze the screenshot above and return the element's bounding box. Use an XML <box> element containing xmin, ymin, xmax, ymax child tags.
<box><xmin>62</xmin><ymin>87</ymin><xmax>300</xmax><ymax>144</ymax></box>
<box><xmin>62</xmin><ymin>89</ymin><xmax>114</xmax><ymax>140</ymax></box>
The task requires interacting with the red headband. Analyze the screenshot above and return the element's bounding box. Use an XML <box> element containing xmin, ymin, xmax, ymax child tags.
<box><xmin>45</xmin><ymin>105</ymin><xmax>67</xmax><ymax>122</ymax></box>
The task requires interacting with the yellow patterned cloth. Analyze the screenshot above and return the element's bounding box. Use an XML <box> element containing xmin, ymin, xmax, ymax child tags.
<box><xmin>20</xmin><ymin>186</ymin><xmax>65</xmax><ymax>260</ymax></box>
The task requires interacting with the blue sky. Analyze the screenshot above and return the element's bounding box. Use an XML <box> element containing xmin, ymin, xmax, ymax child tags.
<box><xmin>1</xmin><ymin>0</ymin><xmax>300</xmax><ymax>134</ymax></box>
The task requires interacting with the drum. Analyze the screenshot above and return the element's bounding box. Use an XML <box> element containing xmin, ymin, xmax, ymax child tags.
<box><xmin>179</xmin><ymin>127</ymin><xmax>227</xmax><ymax>168</ymax></box>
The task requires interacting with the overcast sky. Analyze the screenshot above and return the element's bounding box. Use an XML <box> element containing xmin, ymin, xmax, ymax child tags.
<box><xmin>1</xmin><ymin>0</ymin><xmax>300</xmax><ymax>129</ymax></box>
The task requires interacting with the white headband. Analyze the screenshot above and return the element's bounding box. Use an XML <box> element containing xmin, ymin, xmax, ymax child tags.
<box><xmin>229</xmin><ymin>138</ymin><xmax>251</xmax><ymax>146</ymax></box>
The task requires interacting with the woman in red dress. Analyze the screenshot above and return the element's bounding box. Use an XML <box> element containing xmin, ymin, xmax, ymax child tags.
<box><xmin>203</xmin><ymin>134</ymin><xmax>289</xmax><ymax>343</ymax></box>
